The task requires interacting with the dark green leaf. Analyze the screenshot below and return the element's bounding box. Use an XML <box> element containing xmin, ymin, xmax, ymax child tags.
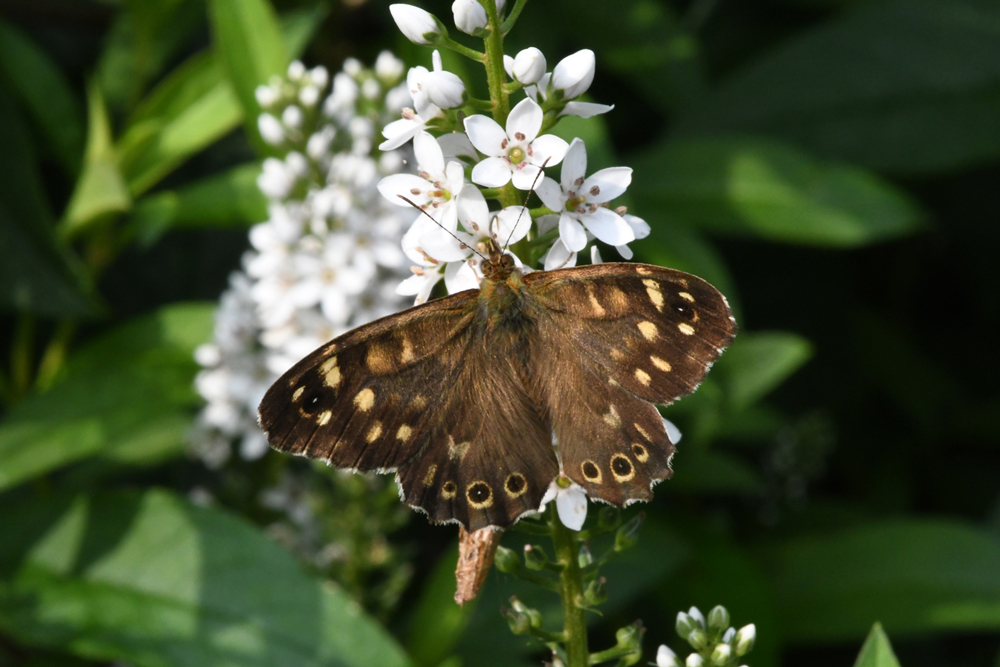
<box><xmin>0</xmin><ymin>489</ymin><xmax>411</xmax><ymax>667</ymax></box>
<box><xmin>0</xmin><ymin>303</ymin><xmax>213</xmax><ymax>490</ymax></box>
<box><xmin>675</xmin><ymin>0</ymin><xmax>1000</xmax><ymax>174</ymax></box>
<box><xmin>128</xmin><ymin>163</ymin><xmax>266</xmax><ymax>245</ymax></box>
<box><xmin>405</xmin><ymin>548</ymin><xmax>474</xmax><ymax>667</ymax></box>
<box><xmin>630</xmin><ymin>137</ymin><xmax>924</xmax><ymax>247</ymax></box>
<box><xmin>0</xmin><ymin>18</ymin><xmax>84</xmax><ymax>174</ymax></box>
<box><xmin>853</xmin><ymin>623</ymin><xmax>901</xmax><ymax>667</ymax></box>
<box><xmin>209</xmin><ymin>0</ymin><xmax>289</xmax><ymax>148</ymax></box>
<box><xmin>759</xmin><ymin>519</ymin><xmax>1000</xmax><ymax>641</ymax></box>
<box><xmin>669</xmin><ymin>448</ymin><xmax>764</xmax><ymax>495</ymax></box>
<box><xmin>715</xmin><ymin>332</ymin><xmax>813</xmax><ymax>408</ymax></box>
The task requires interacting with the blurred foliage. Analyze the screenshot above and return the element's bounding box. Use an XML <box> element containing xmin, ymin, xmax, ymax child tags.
<box><xmin>0</xmin><ymin>0</ymin><xmax>998</xmax><ymax>666</ymax></box>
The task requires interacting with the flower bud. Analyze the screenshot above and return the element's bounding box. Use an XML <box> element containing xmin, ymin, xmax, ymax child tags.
<box><xmin>707</xmin><ymin>605</ymin><xmax>730</xmax><ymax>632</ymax></box>
<box><xmin>597</xmin><ymin>506</ymin><xmax>621</xmax><ymax>531</ymax></box>
<box><xmin>523</xmin><ymin>544</ymin><xmax>546</xmax><ymax>571</ymax></box>
<box><xmin>582</xmin><ymin>576</ymin><xmax>607</xmax><ymax>606</ymax></box>
<box><xmin>687</xmin><ymin>606</ymin><xmax>706</xmax><ymax>628</ymax></box>
<box><xmin>615</xmin><ymin>621</ymin><xmax>644</xmax><ymax>651</ymax></box>
<box><xmin>511</xmin><ymin>47</ymin><xmax>546</xmax><ymax>84</ymax></box>
<box><xmin>722</xmin><ymin>627</ymin><xmax>736</xmax><ymax>643</ymax></box>
<box><xmin>656</xmin><ymin>645</ymin><xmax>679</xmax><ymax>667</ymax></box>
<box><xmin>509</xmin><ymin>596</ymin><xmax>542</xmax><ymax>628</ymax></box>
<box><xmin>257</xmin><ymin>113</ymin><xmax>284</xmax><ymax>145</ymax></box>
<box><xmin>424</xmin><ymin>69</ymin><xmax>465</xmax><ymax>108</ymax></box>
<box><xmin>501</xmin><ymin>606</ymin><xmax>530</xmax><ymax>635</ymax></box>
<box><xmin>452</xmin><ymin>0</ymin><xmax>487</xmax><ymax>34</ymax></box>
<box><xmin>551</xmin><ymin>49</ymin><xmax>595</xmax><ymax>99</ymax></box>
<box><xmin>734</xmin><ymin>624</ymin><xmax>756</xmax><ymax>656</ymax></box>
<box><xmin>255</xmin><ymin>84</ymin><xmax>278</xmax><ymax>108</ymax></box>
<box><xmin>614</xmin><ymin>512</ymin><xmax>643</xmax><ymax>552</ymax></box>
<box><xmin>389</xmin><ymin>4</ymin><xmax>445</xmax><ymax>45</ymax></box>
<box><xmin>493</xmin><ymin>545</ymin><xmax>522</xmax><ymax>574</ymax></box>
<box><xmin>676</xmin><ymin>612</ymin><xmax>696</xmax><ymax>639</ymax></box>
<box><xmin>710</xmin><ymin>644</ymin><xmax>732</xmax><ymax>665</ymax></box>
<box><xmin>687</xmin><ymin>629</ymin><xmax>709</xmax><ymax>651</ymax></box>
<box><xmin>577</xmin><ymin>544</ymin><xmax>593</xmax><ymax>567</ymax></box>
<box><xmin>685</xmin><ymin>654</ymin><xmax>704</xmax><ymax>667</ymax></box>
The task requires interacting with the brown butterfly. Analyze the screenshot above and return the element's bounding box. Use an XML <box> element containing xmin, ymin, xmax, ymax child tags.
<box><xmin>257</xmin><ymin>239</ymin><xmax>736</xmax><ymax>531</ymax></box>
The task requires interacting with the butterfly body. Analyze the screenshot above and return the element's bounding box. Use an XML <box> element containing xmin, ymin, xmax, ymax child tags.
<box><xmin>259</xmin><ymin>249</ymin><xmax>737</xmax><ymax>530</ymax></box>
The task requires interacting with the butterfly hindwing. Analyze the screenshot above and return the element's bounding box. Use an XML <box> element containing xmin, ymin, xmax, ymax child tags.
<box><xmin>525</xmin><ymin>263</ymin><xmax>737</xmax><ymax>504</ymax></box>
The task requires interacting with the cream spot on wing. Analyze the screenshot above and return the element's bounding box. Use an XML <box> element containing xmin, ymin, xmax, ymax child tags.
<box><xmin>637</xmin><ymin>321</ymin><xmax>657</xmax><ymax>341</ymax></box>
<box><xmin>635</xmin><ymin>369</ymin><xmax>651</xmax><ymax>386</ymax></box>
<box><xmin>423</xmin><ymin>464</ymin><xmax>437</xmax><ymax>486</ymax></box>
<box><xmin>678</xmin><ymin>322</ymin><xmax>695</xmax><ymax>336</ymax></box>
<box><xmin>448</xmin><ymin>436</ymin><xmax>471</xmax><ymax>461</ymax></box>
<box><xmin>636</xmin><ymin>266</ymin><xmax>652</xmax><ymax>275</ymax></box>
<box><xmin>602</xmin><ymin>405</ymin><xmax>622</xmax><ymax>428</ymax></box>
<box><xmin>610</xmin><ymin>348</ymin><xmax>625</xmax><ymax>361</ymax></box>
<box><xmin>587</xmin><ymin>284</ymin><xmax>606</xmax><ymax>317</ymax></box>
<box><xmin>354</xmin><ymin>388</ymin><xmax>375</xmax><ymax>411</ymax></box>
<box><xmin>635</xmin><ymin>423</ymin><xmax>652</xmax><ymax>441</ymax></box>
<box><xmin>366</xmin><ymin>347</ymin><xmax>394</xmax><ymax>374</ymax></box>
<box><xmin>609</xmin><ymin>376</ymin><xmax>620</xmax><ymax>387</ymax></box>
<box><xmin>607</xmin><ymin>286</ymin><xmax>629</xmax><ymax>311</ymax></box>
<box><xmin>292</xmin><ymin>386</ymin><xmax>305</xmax><ymax>402</ymax></box>
<box><xmin>366</xmin><ymin>422</ymin><xmax>383</xmax><ymax>443</ymax></box>
<box><xmin>317</xmin><ymin>410</ymin><xmax>332</xmax><ymax>426</ymax></box>
<box><xmin>411</xmin><ymin>395</ymin><xmax>427</xmax><ymax>410</ymax></box>
<box><xmin>396</xmin><ymin>424</ymin><xmax>412</xmax><ymax>441</ymax></box>
<box><xmin>651</xmin><ymin>356</ymin><xmax>672</xmax><ymax>372</ymax></box>
<box><xmin>678</xmin><ymin>291</ymin><xmax>695</xmax><ymax>302</ymax></box>
<box><xmin>320</xmin><ymin>356</ymin><xmax>341</xmax><ymax>388</ymax></box>
<box><xmin>643</xmin><ymin>279</ymin><xmax>664</xmax><ymax>312</ymax></box>
<box><xmin>400</xmin><ymin>337</ymin><xmax>415</xmax><ymax>364</ymax></box>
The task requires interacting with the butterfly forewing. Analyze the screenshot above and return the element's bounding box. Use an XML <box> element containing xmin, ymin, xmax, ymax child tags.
<box><xmin>524</xmin><ymin>263</ymin><xmax>737</xmax><ymax>504</ymax></box>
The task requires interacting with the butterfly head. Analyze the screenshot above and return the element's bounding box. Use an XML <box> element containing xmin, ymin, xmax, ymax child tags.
<box><xmin>480</xmin><ymin>237</ymin><xmax>517</xmax><ymax>283</ymax></box>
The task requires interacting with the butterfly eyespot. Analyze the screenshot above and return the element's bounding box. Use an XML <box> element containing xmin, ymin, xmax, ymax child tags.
<box><xmin>631</xmin><ymin>443</ymin><xmax>649</xmax><ymax>462</ymax></box>
<box><xmin>441</xmin><ymin>481</ymin><xmax>458</xmax><ymax>499</ymax></box>
<box><xmin>581</xmin><ymin>460</ymin><xmax>603</xmax><ymax>483</ymax></box>
<box><xmin>505</xmin><ymin>473</ymin><xmax>527</xmax><ymax>497</ymax></box>
<box><xmin>299</xmin><ymin>390</ymin><xmax>324</xmax><ymax>415</ymax></box>
<box><xmin>466</xmin><ymin>481</ymin><xmax>494</xmax><ymax>508</ymax></box>
<box><xmin>671</xmin><ymin>300</ymin><xmax>696</xmax><ymax>320</ymax></box>
<box><xmin>610</xmin><ymin>454</ymin><xmax>635</xmax><ymax>482</ymax></box>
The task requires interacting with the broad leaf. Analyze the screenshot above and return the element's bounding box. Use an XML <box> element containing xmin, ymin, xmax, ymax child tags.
<box><xmin>675</xmin><ymin>0</ymin><xmax>1000</xmax><ymax>174</ymax></box>
<box><xmin>0</xmin><ymin>304</ymin><xmax>213</xmax><ymax>490</ymax></box>
<box><xmin>715</xmin><ymin>332</ymin><xmax>813</xmax><ymax>408</ymax></box>
<box><xmin>629</xmin><ymin>136</ymin><xmax>924</xmax><ymax>247</ymax></box>
<box><xmin>0</xmin><ymin>489</ymin><xmax>411</xmax><ymax>667</ymax></box>
<box><xmin>759</xmin><ymin>519</ymin><xmax>1000</xmax><ymax>641</ymax></box>
<box><xmin>853</xmin><ymin>623</ymin><xmax>901</xmax><ymax>667</ymax></box>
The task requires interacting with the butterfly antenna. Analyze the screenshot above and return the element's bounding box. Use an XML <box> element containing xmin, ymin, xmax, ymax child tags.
<box><xmin>503</xmin><ymin>156</ymin><xmax>551</xmax><ymax>252</ymax></box>
<box><xmin>397</xmin><ymin>195</ymin><xmax>487</xmax><ymax>262</ymax></box>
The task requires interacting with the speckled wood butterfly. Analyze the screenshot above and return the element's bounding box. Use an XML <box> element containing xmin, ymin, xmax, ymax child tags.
<box><xmin>258</xmin><ymin>241</ymin><xmax>736</xmax><ymax>531</ymax></box>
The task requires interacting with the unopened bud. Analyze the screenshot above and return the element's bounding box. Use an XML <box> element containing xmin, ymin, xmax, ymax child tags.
<box><xmin>582</xmin><ymin>576</ymin><xmax>607</xmax><ymax>606</ymax></box>
<box><xmin>685</xmin><ymin>654</ymin><xmax>704</xmax><ymax>667</ymax></box>
<box><xmin>676</xmin><ymin>612</ymin><xmax>696</xmax><ymax>639</ymax></box>
<box><xmin>523</xmin><ymin>544</ymin><xmax>546</xmax><ymax>571</ymax></box>
<box><xmin>687</xmin><ymin>629</ymin><xmax>709</xmax><ymax>651</ymax></box>
<box><xmin>710</xmin><ymin>643</ymin><xmax>732</xmax><ymax>665</ymax></box>
<box><xmin>687</xmin><ymin>607</ymin><xmax>706</xmax><ymax>628</ymax></box>
<box><xmin>511</xmin><ymin>47</ymin><xmax>546</xmax><ymax>84</ymax></box>
<box><xmin>451</xmin><ymin>0</ymin><xmax>487</xmax><ymax>34</ymax></box>
<box><xmin>551</xmin><ymin>49</ymin><xmax>595</xmax><ymax>99</ymax></box>
<box><xmin>615</xmin><ymin>621</ymin><xmax>643</xmax><ymax>650</ymax></box>
<box><xmin>614</xmin><ymin>512</ymin><xmax>643</xmax><ymax>551</ymax></box>
<box><xmin>577</xmin><ymin>544</ymin><xmax>593</xmax><ymax>567</ymax></box>
<box><xmin>389</xmin><ymin>4</ymin><xmax>445</xmax><ymax>45</ymax></box>
<box><xmin>656</xmin><ymin>645</ymin><xmax>680</xmax><ymax>667</ymax></box>
<box><xmin>707</xmin><ymin>605</ymin><xmax>730</xmax><ymax>632</ymax></box>
<box><xmin>493</xmin><ymin>545</ymin><xmax>521</xmax><ymax>574</ymax></box>
<box><xmin>501</xmin><ymin>606</ymin><xmax>530</xmax><ymax>635</ymax></box>
<box><xmin>734</xmin><ymin>624</ymin><xmax>756</xmax><ymax>656</ymax></box>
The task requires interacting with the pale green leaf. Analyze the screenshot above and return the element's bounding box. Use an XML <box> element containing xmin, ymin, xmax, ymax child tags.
<box><xmin>854</xmin><ymin>623</ymin><xmax>901</xmax><ymax>667</ymax></box>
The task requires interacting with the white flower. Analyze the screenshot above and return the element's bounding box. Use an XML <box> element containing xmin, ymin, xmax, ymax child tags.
<box><xmin>424</xmin><ymin>68</ymin><xmax>465</xmax><ymax>109</ymax></box>
<box><xmin>687</xmin><ymin>606</ymin><xmax>706</xmax><ymax>628</ymax></box>
<box><xmin>551</xmin><ymin>49</ymin><xmax>595</xmax><ymax>99</ymax></box>
<box><xmin>536</xmin><ymin>138</ymin><xmax>634</xmax><ymax>252</ymax></box>
<box><xmin>389</xmin><ymin>4</ymin><xmax>443</xmax><ymax>45</ymax></box>
<box><xmin>540</xmin><ymin>477</ymin><xmax>588</xmax><ymax>531</ymax></box>
<box><xmin>685</xmin><ymin>655</ymin><xmax>704</xmax><ymax>667</ymax></box>
<box><xmin>664</xmin><ymin>418</ymin><xmax>682</xmax><ymax>443</ymax></box>
<box><xmin>287</xmin><ymin>60</ymin><xmax>306</xmax><ymax>81</ymax></box>
<box><xmin>464</xmin><ymin>97</ymin><xmax>568</xmax><ymax>190</ymax></box>
<box><xmin>656</xmin><ymin>645</ymin><xmax>680</xmax><ymax>667</ymax></box>
<box><xmin>710</xmin><ymin>644</ymin><xmax>732</xmax><ymax>666</ymax></box>
<box><xmin>452</xmin><ymin>0</ymin><xmax>487</xmax><ymax>34</ymax></box>
<box><xmin>282</xmin><ymin>105</ymin><xmax>303</xmax><ymax>129</ymax></box>
<box><xmin>378</xmin><ymin>130</ymin><xmax>465</xmax><ymax>230</ymax></box>
<box><xmin>398</xmin><ymin>223</ymin><xmax>445</xmax><ymax>305</ymax></box>
<box><xmin>255</xmin><ymin>85</ymin><xmax>279</xmax><ymax>108</ymax></box>
<box><xmin>616</xmin><ymin>213</ymin><xmax>650</xmax><ymax>259</ymax></box>
<box><xmin>258</xmin><ymin>157</ymin><xmax>295</xmax><ymax>198</ymax></box>
<box><xmin>258</xmin><ymin>114</ymin><xmax>285</xmax><ymax>145</ymax></box>
<box><xmin>734</xmin><ymin>624</ymin><xmax>756</xmax><ymax>656</ymax></box>
<box><xmin>505</xmin><ymin>47</ymin><xmax>546</xmax><ymax>85</ymax></box>
<box><xmin>526</xmin><ymin>72</ymin><xmax>614</xmax><ymax>119</ymax></box>
<box><xmin>379</xmin><ymin>54</ymin><xmax>455</xmax><ymax>150</ymax></box>
<box><xmin>375</xmin><ymin>51</ymin><xmax>405</xmax><ymax>82</ymax></box>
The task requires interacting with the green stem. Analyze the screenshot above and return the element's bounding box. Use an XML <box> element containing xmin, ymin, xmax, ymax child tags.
<box><xmin>35</xmin><ymin>320</ymin><xmax>78</xmax><ymax>390</ymax></box>
<box><xmin>438</xmin><ymin>36</ymin><xmax>485</xmax><ymax>61</ymax></box>
<box><xmin>550</xmin><ymin>504</ymin><xmax>589</xmax><ymax>667</ymax></box>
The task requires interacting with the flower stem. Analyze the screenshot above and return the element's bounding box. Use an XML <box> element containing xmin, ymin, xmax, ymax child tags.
<box><xmin>479</xmin><ymin>0</ymin><xmax>519</xmax><ymax>213</ymax></box>
<box><xmin>549</xmin><ymin>504</ymin><xmax>589</xmax><ymax>667</ymax></box>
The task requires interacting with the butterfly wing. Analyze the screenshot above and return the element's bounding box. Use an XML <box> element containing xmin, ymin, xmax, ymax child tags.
<box><xmin>524</xmin><ymin>262</ymin><xmax>737</xmax><ymax>505</ymax></box>
<box><xmin>257</xmin><ymin>290</ymin><xmax>558</xmax><ymax>530</ymax></box>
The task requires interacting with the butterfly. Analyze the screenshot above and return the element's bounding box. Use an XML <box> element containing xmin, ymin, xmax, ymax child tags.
<box><xmin>257</xmin><ymin>239</ymin><xmax>737</xmax><ymax>531</ymax></box>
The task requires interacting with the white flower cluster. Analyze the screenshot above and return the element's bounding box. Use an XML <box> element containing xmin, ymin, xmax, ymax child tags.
<box><xmin>658</xmin><ymin>606</ymin><xmax>756</xmax><ymax>667</ymax></box>
<box><xmin>191</xmin><ymin>55</ymin><xmax>411</xmax><ymax>466</ymax></box>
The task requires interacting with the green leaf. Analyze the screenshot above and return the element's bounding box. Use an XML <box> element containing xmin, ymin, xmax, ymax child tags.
<box><xmin>209</xmin><ymin>0</ymin><xmax>289</xmax><ymax>148</ymax></box>
<box><xmin>0</xmin><ymin>18</ymin><xmax>84</xmax><ymax>174</ymax></box>
<box><xmin>714</xmin><ymin>332</ymin><xmax>813</xmax><ymax>408</ymax></box>
<box><xmin>128</xmin><ymin>163</ymin><xmax>267</xmax><ymax>245</ymax></box>
<box><xmin>853</xmin><ymin>623</ymin><xmax>901</xmax><ymax>667</ymax></box>
<box><xmin>0</xmin><ymin>303</ymin><xmax>214</xmax><ymax>490</ymax></box>
<box><xmin>405</xmin><ymin>548</ymin><xmax>474</xmax><ymax>667</ymax></box>
<box><xmin>629</xmin><ymin>136</ymin><xmax>924</xmax><ymax>247</ymax></box>
<box><xmin>759</xmin><ymin>519</ymin><xmax>1000</xmax><ymax>642</ymax></box>
<box><xmin>0</xmin><ymin>489</ymin><xmax>411</xmax><ymax>667</ymax></box>
<box><xmin>669</xmin><ymin>448</ymin><xmax>763</xmax><ymax>495</ymax></box>
<box><xmin>62</xmin><ymin>83</ymin><xmax>132</xmax><ymax>236</ymax></box>
<box><xmin>675</xmin><ymin>0</ymin><xmax>1000</xmax><ymax>174</ymax></box>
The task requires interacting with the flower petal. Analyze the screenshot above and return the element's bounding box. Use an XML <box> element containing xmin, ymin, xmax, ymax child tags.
<box><xmin>457</xmin><ymin>186</ymin><xmax>490</xmax><ymax>234</ymax></box>
<box><xmin>560</xmin><ymin>101</ymin><xmax>614</xmax><ymax>118</ymax></box>
<box><xmin>511</xmin><ymin>163</ymin><xmax>542</xmax><ymax>191</ymax></box>
<box><xmin>534</xmin><ymin>177</ymin><xmax>566</xmax><ymax>212</ymax></box>
<box><xmin>542</xmin><ymin>238</ymin><xmax>577</xmax><ymax>270</ymax></box>
<box><xmin>615</xmin><ymin>244</ymin><xmax>633</xmax><ymax>260</ymax></box>
<box><xmin>663</xmin><ymin>418</ymin><xmax>682</xmax><ymax>443</ymax></box>
<box><xmin>559</xmin><ymin>213</ymin><xmax>588</xmax><ymax>252</ymax></box>
<box><xmin>561</xmin><ymin>138</ymin><xmax>587</xmax><ymax>192</ymax></box>
<box><xmin>590</xmin><ymin>245</ymin><xmax>603</xmax><ymax>264</ymax></box>
<box><xmin>528</xmin><ymin>133</ymin><xmax>569</xmax><ymax>168</ymax></box>
<box><xmin>420</xmin><ymin>225</ymin><xmax>470</xmax><ymax>262</ymax></box>
<box><xmin>379</xmin><ymin>117</ymin><xmax>422</xmax><ymax>151</ymax></box>
<box><xmin>463</xmin><ymin>114</ymin><xmax>507</xmax><ymax>156</ymax></box>
<box><xmin>413</xmin><ymin>130</ymin><xmax>445</xmax><ymax>175</ymax></box>
<box><xmin>624</xmin><ymin>213</ymin><xmax>650</xmax><ymax>240</ymax></box>
<box><xmin>580</xmin><ymin>207</ymin><xmax>635</xmax><ymax>246</ymax></box>
<box><xmin>446</xmin><ymin>260</ymin><xmax>481</xmax><ymax>293</ymax></box>
<box><xmin>471</xmin><ymin>156</ymin><xmax>513</xmax><ymax>187</ymax></box>
<box><xmin>506</xmin><ymin>97</ymin><xmax>543</xmax><ymax>144</ymax></box>
<box><xmin>377</xmin><ymin>173</ymin><xmax>431</xmax><ymax>206</ymax></box>
<box><xmin>438</xmin><ymin>132</ymin><xmax>478</xmax><ymax>162</ymax></box>
<box><xmin>495</xmin><ymin>206</ymin><xmax>532</xmax><ymax>245</ymax></box>
<box><xmin>581</xmin><ymin>166</ymin><xmax>632</xmax><ymax>203</ymax></box>
<box><xmin>556</xmin><ymin>485</ymin><xmax>588</xmax><ymax>531</ymax></box>
<box><xmin>445</xmin><ymin>160</ymin><xmax>466</xmax><ymax>195</ymax></box>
